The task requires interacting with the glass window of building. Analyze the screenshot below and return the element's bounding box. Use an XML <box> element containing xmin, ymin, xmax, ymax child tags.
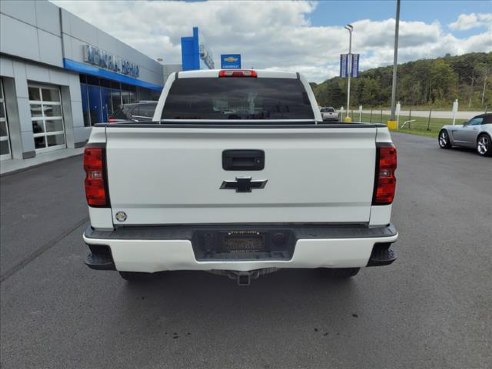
<box><xmin>81</xmin><ymin>83</ymin><xmax>91</xmax><ymax>127</ymax></box>
<box><xmin>121</xmin><ymin>83</ymin><xmax>137</xmax><ymax>105</ymax></box>
<box><xmin>0</xmin><ymin>79</ymin><xmax>12</xmax><ymax>160</ymax></box>
<box><xmin>79</xmin><ymin>76</ymin><xmax>157</xmax><ymax>125</ymax></box>
<box><xmin>110</xmin><ymin>89</ymin><xmax>122</xmax><ymax>118</ymax></box>
<box><xmin>28</xmin><ymin>84</ymin><xmax>66</xmax><ymax>152</ymax></box>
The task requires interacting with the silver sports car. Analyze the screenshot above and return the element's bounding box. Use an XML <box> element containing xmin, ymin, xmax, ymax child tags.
<box><xmin>438</xmin><ymin>113</ymin><xmax>492</xmax><ymax>157</ymax></box>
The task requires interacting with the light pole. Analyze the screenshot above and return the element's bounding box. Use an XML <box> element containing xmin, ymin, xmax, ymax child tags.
<box><xmin>344</xmin><ymin>24</ymin><xmax>353</xmax><ymax>119</ymax></box>
<box><xmin>389</xmin><ymin>0</ymin><xmax>401</xmax><ymax>125</ymax></box>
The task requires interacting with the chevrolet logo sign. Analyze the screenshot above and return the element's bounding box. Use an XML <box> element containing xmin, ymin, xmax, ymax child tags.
<box><xmin>224</xmin><ymin>56</ymin><xmax>238</xmax><ymax>63</ymax></box>
<box><xmin>220</xmin><ymin>177</ymin><xmax>267</xmax><ymax>193</ymax></box>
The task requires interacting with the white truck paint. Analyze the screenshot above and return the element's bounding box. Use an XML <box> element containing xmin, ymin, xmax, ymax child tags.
<box><xmin>83</xmin><ymin>70</ymin><xmax>398</xmax><ymax>283</ymax></box>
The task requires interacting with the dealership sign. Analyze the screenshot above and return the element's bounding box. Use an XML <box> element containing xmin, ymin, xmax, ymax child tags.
<box><xmin>83</xmin><ymin>45</ymin><xmax>139</xmax><ymax>78</ymax></box>
<box><xmin>221</xmin><ymin>54</ymin><xmax>241</xmax><ymax>69</ymax></box>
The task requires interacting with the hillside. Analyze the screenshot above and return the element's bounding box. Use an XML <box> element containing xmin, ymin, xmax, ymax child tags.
<box><xmin>312</xmin><ymin>52</ymin><xmax>491</xmax><ymax>110</ymax></box>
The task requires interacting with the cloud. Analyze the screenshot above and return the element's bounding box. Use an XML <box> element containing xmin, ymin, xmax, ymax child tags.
<box><xmin>449</xmin><ymin>13</ymin><xmax>492</xmax><ymax>30</ymax></box>
<box><xmin>51</xmin><ymin>1</ymin><xmax>492</xmax><ymax>83</ymax></box>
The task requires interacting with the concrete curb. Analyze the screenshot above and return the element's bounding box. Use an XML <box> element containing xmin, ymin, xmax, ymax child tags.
<box><xmin>0</xmin><ymin>149</ymin><xmax>84</xmax><ymax>176</ymax></box>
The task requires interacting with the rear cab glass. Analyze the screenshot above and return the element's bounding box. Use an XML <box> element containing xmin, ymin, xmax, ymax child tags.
<box><xmin>161</xmin><ymin>78</ymin><xmax>314</xmax><ymax>121</ymax></box>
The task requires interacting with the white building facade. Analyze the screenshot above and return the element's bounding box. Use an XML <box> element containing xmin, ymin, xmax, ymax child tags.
<box><xmin>0</xmin><ymin>0</ymin><xmax>164</xmax><ymax>161</ymax></box>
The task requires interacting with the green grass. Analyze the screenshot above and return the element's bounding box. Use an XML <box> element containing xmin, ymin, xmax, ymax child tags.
<box><xmin>346</xmin><ymin>112</ymin><xmax>450</xmax><ymax>138</ymax></box>
<box><xmin>395</xmin><ymin>129</ymin><xmax>437</xmax><ymax>138</ymax></box>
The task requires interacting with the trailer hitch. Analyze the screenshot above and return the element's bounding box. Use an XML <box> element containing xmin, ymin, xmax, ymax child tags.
<box><xmin>209</xmin><ymin>268</ymin><xmax>278</xmax><ymax>286</ymax></box>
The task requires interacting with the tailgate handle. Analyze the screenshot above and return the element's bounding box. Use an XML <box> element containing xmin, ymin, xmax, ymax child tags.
<box><xmin>222</xmin><ymin>150</ymin><xmax>264</xmax><ymax>171</ymax></box>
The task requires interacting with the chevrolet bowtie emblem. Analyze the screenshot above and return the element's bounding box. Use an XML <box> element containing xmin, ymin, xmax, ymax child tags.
<box><xmin>220</xmin><ymin>177</ymin><xmax>268</xmax><ymax>193</ymax></box>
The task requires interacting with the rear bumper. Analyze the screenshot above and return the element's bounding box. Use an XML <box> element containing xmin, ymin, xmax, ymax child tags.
<box><xmin>83</xmin><ymin>224</ymin><xmax>398</xmax><ymax>273</ymax></box>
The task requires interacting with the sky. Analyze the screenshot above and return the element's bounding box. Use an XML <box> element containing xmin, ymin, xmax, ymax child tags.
<box><xmin>51</xmin><ymin>0</ymin><xmax>492</xmax><ymax>83</ymax></box>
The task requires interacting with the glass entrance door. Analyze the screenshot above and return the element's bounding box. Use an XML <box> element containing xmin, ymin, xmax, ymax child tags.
<box><xmin>0</xmin><ymin>79</ymin><xmax>12</xmax><ymax>160</ymax></box>
<box><xmin>28</xmin><ymin>84</ymin><xmax>66</xmax><ymax>153</ymax></box>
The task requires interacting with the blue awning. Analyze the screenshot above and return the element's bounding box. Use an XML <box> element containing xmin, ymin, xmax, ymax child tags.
<box><xmin>63</xmin><ymin>59</ymin><xmax>163</xmax><ymax>91</ymax></box>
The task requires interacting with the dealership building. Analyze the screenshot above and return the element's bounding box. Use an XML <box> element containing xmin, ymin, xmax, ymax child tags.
<box><xmin>0</xmin><ymin>0</ymin><xmax>165</xmax><ymax>162</ymax></box>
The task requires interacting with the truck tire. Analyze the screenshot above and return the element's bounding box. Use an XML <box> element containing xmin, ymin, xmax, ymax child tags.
<box><xmin>119</xmin><ymin>272</ymin><xmax>152</xmax><ymax>282</ymax></box>
<box><xmin>319</xmin><ymin>268</ymin><xmax>360</xmax><ymax>278</ymax></box>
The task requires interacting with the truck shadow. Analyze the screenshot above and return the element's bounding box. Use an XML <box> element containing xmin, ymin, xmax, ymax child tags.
<box><xmin>99</xmin><ymin>268</ymin><xmax>401</xmax><ymax>367</ymax></box>
<box><xmin>112</xmin><ymin>269</ymin><xmax>365</xmax><ymax>334</ymax></box>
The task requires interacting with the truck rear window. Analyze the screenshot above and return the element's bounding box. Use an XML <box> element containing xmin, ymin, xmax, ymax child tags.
<box><xmin>161</xmin><ymin>78</ymin><xmax>314</xmax><ymax>120</ymax></box>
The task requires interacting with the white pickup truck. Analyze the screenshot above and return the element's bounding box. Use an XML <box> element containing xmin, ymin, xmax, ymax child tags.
<box><xmin>83</xmin><ymin>69</ymin><xmax>398</xmax><ymax>285</ymax></box>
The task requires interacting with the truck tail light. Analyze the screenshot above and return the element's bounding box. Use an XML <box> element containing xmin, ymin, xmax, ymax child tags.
<box><xmin>219</xmin><ymin>70</ymin><xmax>257</xmax><ymax>78</ymax></box>
<box><xmin>84</xmin><ymin>144</ymin><xmax>109</xmax><ymax>207</ymax></box>
<box><xmin>372</xmin><ymin>143</ymin><xmax>397</xmax><ymax>205</ymax></box>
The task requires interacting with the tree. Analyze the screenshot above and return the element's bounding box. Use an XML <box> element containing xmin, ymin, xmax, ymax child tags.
<box><xmin>312</xmin><ymin>52</ymin><xmax>491</xmax><ymax>109</ymax></box>
<box><xmin>428</xmin><ymin>60</ymin><xmax>458</xmax><ymax>104</ymax></box>
<box><xmin>360</xmin><ymin>78</ymin><xmax>379</xmax><ymax>105</ymax></box>
<box><xmin>475</xmin><ymin>61</ymin><xmax>491</xmax><ymax>107</ymax></box>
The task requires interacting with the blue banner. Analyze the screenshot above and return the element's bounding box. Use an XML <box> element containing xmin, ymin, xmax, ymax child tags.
<box><xmin>340</xmin><ymin>54</ymin><xmax>360</xmax><ymax>78</ymax></box>
<box><xmin>351</xmin><ymin>54</ymin><xmax>360</xmax><ymax>77</ymax></box>
<box><xmin>340</xmin><ymin>54</ymin><xmax>348</xmax><ymax>77</ymax></box>
<box><xmin>221</xmin><ymin>54</ymin><xmax>241</xmax><ymax>69</ymax></box>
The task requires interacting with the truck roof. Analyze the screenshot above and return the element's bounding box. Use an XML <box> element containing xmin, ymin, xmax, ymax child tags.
<box><xmin>176</xmin><ymin>69</ymin><xmax>299</xmax><ymax>79</ymax></box>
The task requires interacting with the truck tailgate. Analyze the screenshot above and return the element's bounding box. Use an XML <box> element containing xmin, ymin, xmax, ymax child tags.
<box><xmin>105</xmin><ymin>126</ymin><xmax>377</xmax><ymax>225</ymax></box>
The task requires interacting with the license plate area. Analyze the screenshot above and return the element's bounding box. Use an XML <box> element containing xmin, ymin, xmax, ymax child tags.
<box><xmin>192</xmin><ymin>229</ymin><xmax>295</xmax><ymax>261</ymax></box>
<box><xmin>224</xmin><ymin>231</ymin><xmax>265</xmax><ymax>251</ymax></box>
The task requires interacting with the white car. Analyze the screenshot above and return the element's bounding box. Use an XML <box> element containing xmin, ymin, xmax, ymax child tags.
<box><xmin>320</xmin><ymin>106</ymin><xmax>338</xmax><ymax>121</ymax></box>
<box><xmin>439</xmin><ymin>114</ymin><xmax>492</xmax><ymax>157</ymax></box>
<box><xmin>82</xmin><ymin>69</ymin><xmax>398</xmax><ymax>285</ymax></box>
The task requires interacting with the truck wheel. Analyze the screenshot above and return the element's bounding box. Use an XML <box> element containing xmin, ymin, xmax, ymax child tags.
<box><xmin>119</xmin><ymin>272</ymin><xmax>151</xmax><ymax>282</ymax></box>
<box><xmin>438</xmin><ymin>130</ymin><xmax>451</xmax><ymax>149</ymax></box>
<box><xmin>477</xmin><ymin>134</ymin><xmax>491</xmax><ymax>157</ymax></box>
<box><xmin>319</xmin><ymin>268</ymin><xmax>360</xmax><ymax>278</ymax></box>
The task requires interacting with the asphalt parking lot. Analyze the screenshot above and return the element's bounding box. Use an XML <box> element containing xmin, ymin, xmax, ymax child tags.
<box><xmin>1</xmin><ymin>132</ymin><xmax>491</xmax><ymax>369</ymax></box>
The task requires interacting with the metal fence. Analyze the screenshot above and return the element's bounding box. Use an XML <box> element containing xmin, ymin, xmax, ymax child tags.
<box><xmin>335</xmin><ymin>105</ymin><xmax>488</xmax><ymax>135</ymax></box>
